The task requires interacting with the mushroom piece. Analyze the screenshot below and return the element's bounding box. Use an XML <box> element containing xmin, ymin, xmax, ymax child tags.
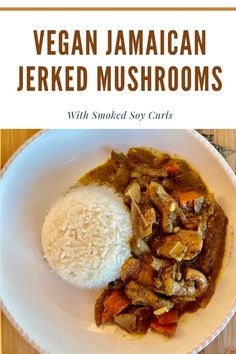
<box><xmin>134</xmin><ymin>306</ymin><xmax>153</xmax><ymax>334</ymax></box>
<box><xmin>114</xmin><ymin>307</ymin><xmax>153</xmax><ymax>334</ymax></box>
<box><xmin>125</xmin><ymin>182</ymin><xmax>151</xmax><ymax>256</ymax></box>
<box><xmin>185</xmin><ymin>268</ymin><xmax>208</xmax><ymax>297</ymax></box>
<box><xmin>130</xmin><ymin>236</ymin><xmax>151</xmax><ymax>257</ymax></box>
<box><xmin>111</xmin><ymin>150</ymin><xmax>131</xmax><ymax>186</ymax></box>
<box><xmin>151</xmin><ymin>257</ymin><xmax>172</xmax><ymax>272</ymax></box>
<box><xmin>198</xmin><ymin>194</ymin><xmax>215</xmax><ymax>239</ymax></box>
<box><xmin>154</xmin><ymin>265</ymin><xmax>208</xmax><ymax>298</ymax></box>
<box><xmin>125</xmin><ymin>182</ymin><xmax>142</xmax><ymax>236</ymax></box>
<box><xmin>138</xmin><ymin>205</ymin><xmax>156</xmax><ymax>239</ymax></box>
<box><xmin>114</xmin><ymin>313</ymin><xmax>137</xmax><ymax>333</ymax></box>
<box><xmin>120</xmin><ymin>257</ymin><xmax>141</xmax><ymax>283</ymax></box>
<box><xmin>148</xmin><ymin>181</ymin><xmax>187</xmax><ymax>233</ymax></box>
<box><xmin>163</xmin><ymin>278</ymin><xmax>196</xmax><ymax>297</ymax></box>
<box><xmin>125</xmin><ymin>182</ymin><xmax>141</xmax><ymax>204</ymax></box>
<box><xmin>125</xmin><ymin>281</ymin><xmax>174</xmax><ymax>310</ymax></box>
<box><xmin>157</xmin><ymin>230</ymin><xmax>203</xmax><ymax>261</ymax></box>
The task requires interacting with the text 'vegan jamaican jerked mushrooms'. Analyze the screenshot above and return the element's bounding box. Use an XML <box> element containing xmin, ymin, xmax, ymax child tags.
<box><xmin>79</xmin><ymin>147</ymin><xmax>227</xmax><ymax>338</ymax></box>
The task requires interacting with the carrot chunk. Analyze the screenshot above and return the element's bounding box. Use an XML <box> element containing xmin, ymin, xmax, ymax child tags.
<box><xmin>101</xmin><ymin>289</ymin><xmax>130</xmax><ymax>323</ymax></box>
<box><xmin>179</xmin><ymin>191</ymin><xmax>202</xmax><ymax>209</ymax></box>
<box><xmin>158</xmin><ymin>310</ymin><xmax>178</xmax><ymax>325</ymax></box>
<box><xmin>151</xmin><ymin>318</ymin><xmax>177</xmax><ymax>337</ymax></box>
<box><xmin>101</xmin><ymin>308</ymin><xmax>113</xmax><ymax>324</ymax></box>
<box><xmin>165</xmin><ymin>162</ymin><xmax>181</xmax><ymax>175</ymax></box>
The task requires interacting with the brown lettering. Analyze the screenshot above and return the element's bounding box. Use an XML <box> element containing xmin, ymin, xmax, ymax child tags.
<box><xmin>38</xmin><ymin>66</ymin><xmax>48</xmax><ymax>91</ymax></box>
<box><xmin>27</xmin><ymin>66</ymin><xmax>35</xmax><ymax>91</ymax></box>
<box><xmin>86</xmin><ymin>30</ymin><xmax>97</xmax><ymax>54</ymax></box>
<box><xmin>128</xmin><ymin>66</ymin><xmax>138</xmax><ymax>91</ymax></box>
<box><xmin>114</xmin><ymin>31</ymin><xmax>126</xmax><ymax>55</ymax></box>
<box><xmin>114</xmin><ymin>66</ymin><xmax>125</xmax><ymax>91</ymax></box>
<box><xmin>65</xmin><ymin>66</ymin><xmax>74</xmax><ymax>91</ymax></box>
<box><xmin>195</xmin><ymin>66</ymin><xmax>209</xmax><ymax>90</ymax></box>
<box><xmin>180</xmin><ymin>30</ymin><xmax>192</xmax><ymax>55</ymax></box>
<box><xmin>168</xmin><ymin>66</ymin><xmax>178</xmax><ymax>91</ymax></box>
<box><xmin>212</xmin><ymin>66</ymin><xmax>222</xmax><ymax>91</ymax></box>
<box><xmin>182</xmin><ymin>66</ymin><xmax>192</xmax><ymax>91</ymax></box>
<box><xmin>97</xmin><ymin>66</ymin><xmax>111</xmax><ymax>90</ymax></box>
<box><xmin>52</xmin><ymin>66</ymin><xmax>63</xmax><ymax>91</ymax></box>
<box><xmin>72</xmin><ymin>31</ymin><xmax>83</xmax><ymax>54</ymax></box>
<box><xmin>17</xmin><ymin>66</ymin><xmax>24</xmax><ymax>91</ymax></box>
<box><xmin>168</xmin><ymin>31</ymin><xmax>178</xmax><ymax>55</ymax></box>
<box><xmin>146</xmin><ymin>31</ymin><xmax>158</xmax><ymax>55</ymax></box>
<box><xmin>77</xmin><ymin>67</ymin><xmax>87</xmax><ymax>91</ymax></box>
<box><xmin>33</xmin><ymin>30</ymin><xmax>44</xmax><ymax>55</ymax></box>
<box><xmin>160</xmin><ymin>30</ymin><xmax>165</xmax><ymax>55</ymax></box>
<box><xmin>59</xmin><ymin>30</ymin><xmax>69</xmax><ymax>55</ymax></box>
<box><xmin>141</xmin><ymin>66</ymin><xmax>152</xmax><ymax>91</ymax></box>
<box><xmin>155</xmin><ymin>66</ymin><xmax>165</xmax><ymax>91</ymax></box>
<box><xmin>195</xmin><ymin>30</ymin><xmax>206</xmax><ymax>55</ymax></box>
<box><xmin>129</xmin><ymin>31</ymin><xmax>143</xmax><ymax>55</ymax></box>
<box><xmin>47</xmin><ymin>30</ymin><xmax>56</xmax><ymax>55</ymax></box>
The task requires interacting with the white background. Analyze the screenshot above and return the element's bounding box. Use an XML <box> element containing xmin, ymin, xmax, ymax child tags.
<box><xmin>1</xmin><ymin>1</ymin><xmax>236</xmax><ymax>8</ymax></box>
<box><xmin>0</xmin><ymin>11</ymin><xmax>236</xmax><ymax>128</ymax></box>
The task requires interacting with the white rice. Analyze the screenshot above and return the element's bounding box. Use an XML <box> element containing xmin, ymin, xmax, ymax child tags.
<box><xmin>41</xmin><ymin>185</ymin><xmax>132</xmax><ymax>288</ymax></box>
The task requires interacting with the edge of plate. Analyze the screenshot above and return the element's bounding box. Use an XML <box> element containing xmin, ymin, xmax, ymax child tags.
<box><xmin>1</xmin><ymin>129</ymin><xmax>50</xmax><ymax>354</ymax></box>
<box><xmin>1</xmin><ymin>129</ymin><xmax>236</xmax><ymax>354</ymax></box>
<box><xmin>1</xmin><ymin>129</ymin><xmax>48</xmax><ymax>178</ymax></box>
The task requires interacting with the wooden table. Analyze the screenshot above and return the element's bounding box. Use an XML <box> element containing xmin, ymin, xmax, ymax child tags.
<box><xmin>1</xmin><ymin>129</ymin><xmax>236</xmax><ymax>354</ymax></box>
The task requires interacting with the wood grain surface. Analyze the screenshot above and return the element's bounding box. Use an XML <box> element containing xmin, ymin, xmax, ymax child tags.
<box><xmin>1</xmin><ymin>129</ymin><xmax>236</xmax><ymax>354</ymax></box>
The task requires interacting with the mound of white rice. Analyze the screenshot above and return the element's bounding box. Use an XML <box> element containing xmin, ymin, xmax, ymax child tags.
<box><xmin>41</xmin><ymin>185</ymin><xmax>132</xmax><ymax>288</ymax></box>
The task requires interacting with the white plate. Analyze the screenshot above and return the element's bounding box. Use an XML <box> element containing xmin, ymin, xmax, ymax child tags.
<box><xmin>1</xmin><ymin>129</ymin><xmax>236</xmax><ymax>354</ymax></box>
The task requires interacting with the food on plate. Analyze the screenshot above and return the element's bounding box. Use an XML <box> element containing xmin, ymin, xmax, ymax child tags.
<box><xmin>78</xmin><ymin>147</ymin><xmax>227</xmax><ymax>337</ymax></box>
<box><xmin>41</xmin><ymin>146</ymin><xmax>227</xmax><ymax>338</ymax></box>
<box><xmin>41</xmin><ymin>185</ymin><xmax>132</xmax><ymax>288</ymax></box>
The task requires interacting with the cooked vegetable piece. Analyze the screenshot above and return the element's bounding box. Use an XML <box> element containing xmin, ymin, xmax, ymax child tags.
<box><xmin>114</xmin><ymin>314</ymin><xmax>137</xmax><ymax>332</ymax></box>
<box><xmin>120</xmin><ymin>257</ymin><xmax>141</xmax><ymax>283</ymax></box>
<box><xmin>110</xmin><ymin>150</ymin><xmax>131</xmax><ymax>187</ymax></box>
<box><xmin>153</xmin><ymin>307</ymin><xmax>169</xmax><ymax>316</ymax></box>
<box><xmin>157</xmin><ymin>230</ymin><xmax>203</xmax><ymax>261</ymax></box>
<box><xmin>126</xmin><ymin>182</ymin><xmax>152</xmax><ymax>257</ymax></box>
<box><xmin>151</xmin><ymin>257</ymin><xmax>171</xmax><ymax>272</ymax></box>
<box><xmin>169</xmin><ymin>241</ymin><xmax>187</xmax><ymax>261</ymax></box>
<box><xmin>148</xmin><ymin>181</ymin><xmax>187</xmax><ymax>233</ymax></box>
<box><xmin>125</xmin><ymin>182</ymin><xmax>141</xmax><ymax>203</ymax></box>
<box><xmin>185</xmin><ymin>268</ymin><xmax>208</xmax><ymax>297</ymax></box>
<box><xmin>116</xmin><ymin>165</ymin><xmax>130</xmax><ymax>186</ymax></box>
<box><xmin>101</xmin><ymin>308</ymin><xmax>113</xmax><ymax>324</ymax></box>
<box><xmin>179</xmin><ymin>191</ymin><xmax>204</xmax><ymax>213</ymax></box>
<box><xmin>94</xmin><ymin>289</ymin><xmax>112</xmax><ymax>326</ymax></box>
<box><xmin>137</xmin><ymin>255</ymin><xmax>154</xmax><ymax>287</ymax></box>
<box><xmin>125</xmin><ymin>281</ymin><xmax>174</xmax><ymax>310</ymax></box>
<box><xmin>101</xmin><ymin>289</ymin><xmax>130</xmax><ymax>323</ymax></box>
<box><xmin>138</xmin><ymin>205</ymin><xmax>156</xmax><ymax>239</ymax></box>
<box><xmin>111</xmin><ymin>150</ymin><xmax>129</xmax><ymax>170</ymax></box>
<box><xmin>130</xmin><ymin>236</ymin><xmax>150</xmax><ymax>257</ymax></box>
<box><xmin>158</xmin><ymin>310</ymin><xmax>178</xmax><ymax>324</ymax></box>
<box><xmin>165</xmin><ymin>162</ymin><xmax>181</xmax><ymax>175</ymax></box>
<box><xmin>134</xmin><ymin>306</ymin><xmax>153</xmax><ymax>334</ymax></box>
<box><xmin>89</xmin><ymin>147</ymin><xmax>227</xmax><ymax>338</ymax></box>
<box><xmin>151</xmin><ymin>319</ymin><xmax>177</xmax><ymax>337</ymax></box>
